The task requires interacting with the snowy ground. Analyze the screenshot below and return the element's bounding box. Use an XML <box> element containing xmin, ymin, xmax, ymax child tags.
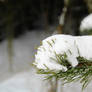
<box><xmin>0</xmin><ymin>30</ymin><xmax>92</xmax><ymax>92</ymax></box>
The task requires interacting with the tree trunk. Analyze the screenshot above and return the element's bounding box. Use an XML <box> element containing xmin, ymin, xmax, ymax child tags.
<box><xmin>62</xmin><ymin>0</ymin><xmax>88</xmax><ymax>35</ymax></box>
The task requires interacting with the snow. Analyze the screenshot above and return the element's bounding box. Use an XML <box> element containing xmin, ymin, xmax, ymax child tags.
<box><xmin>34</xmin><ymin>35</ymin><xmax>78</xmax><ymax>71</ymax></box>
<box><xmin>0</xmin><ymin>30</ymin><xmax>92</xmax><ymax>92</ymax></box>
<box><xmin>34</xmin><ymin>35</ymin><xmax>68</xmax><ymax>71</ymax></box>
<box><xmin>35</xmin><ymin>34</ymin><xmax>92</xmax><ymax>72</ymax></box>
<box><xmin>80</xmin><ymin>13</ymin><xmax>92</xmax><ymax>31</ymax></box>
<box><xmin>0</xmin><ymin>30</ymin><xmax>50</xmax><ymax>81</ymax></box>
<box><xmin>0</xmin><ymin>68</ymin><xmax>50</xmax><ymax>92</ymax></box>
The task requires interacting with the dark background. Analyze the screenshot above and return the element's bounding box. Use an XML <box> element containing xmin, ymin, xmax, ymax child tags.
<box><xmin>0</xmin><ymin>0</ymin><xmax>89</xmax><ymax>41</ymax></box>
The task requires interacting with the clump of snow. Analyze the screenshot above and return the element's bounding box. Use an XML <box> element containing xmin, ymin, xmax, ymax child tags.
<box><xmin>80</xmin><ymin>14</ymin><xmax>92</xmax><ymax>31</ymax></box>
<box><xmin>34</xmin><ymin>35</ymin><xmax>68</xmax><ymax>72</ymax></box>
<box><xmin>34</xmin><ymin>35</ymin><xmax>76</xmax><ymax>72</ymax></box>
<box><xmin>34</xmin><ymin>34</ymin><xmax>92</xmax><ymax>72</ymax></box>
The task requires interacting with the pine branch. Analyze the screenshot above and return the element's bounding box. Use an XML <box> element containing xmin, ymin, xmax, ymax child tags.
<box><xmin>36</xmin><ymin>55</ymin><xmax>92</xmax><ymax>91</ymax></box>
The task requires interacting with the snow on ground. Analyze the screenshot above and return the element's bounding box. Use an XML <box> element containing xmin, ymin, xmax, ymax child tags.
<box><xmin>0</xmin><ymin>30</ymin><xmax>92</xmax><ymax>92</ymax></box>
<box><xmin>0</xmin><ymin>68</ymin><xmax>50</xmax><ymax>92</ymax></box>
<box><xmin>0</xmin><ymin>30</ymin><xmax>50</xmax><ymax>81</ymax></box>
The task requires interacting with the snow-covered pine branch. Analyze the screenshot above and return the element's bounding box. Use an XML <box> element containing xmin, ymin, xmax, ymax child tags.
<box><xmin>34</xmin><ymin>34</ymin><xmax>92</xmax><ymax>90</ymax></box>
<box><xmin>34</xmin><ymin>34</ymin><xmax>92</xmax><ymax>71</ymax></box>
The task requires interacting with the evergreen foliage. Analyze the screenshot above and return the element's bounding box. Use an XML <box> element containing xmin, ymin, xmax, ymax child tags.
<box><xmin>80</xmin><ymin>29</ymin><xmax>92</xmax><ymax>35</ymax></box>
<box><xmin>36</xmin><ymin>54</ymin><xmax>92</xmax><ymax>91</ymax></box>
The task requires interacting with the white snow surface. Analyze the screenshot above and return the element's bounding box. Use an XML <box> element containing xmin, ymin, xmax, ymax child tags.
<box><xmin>0</xmin><ymin>68</ymin><xmax>50</xmax><ymax>92</ymax></box>
<box><xmin>0</xmin><ymin>31</ymin><xmax>92</xmax><ymax>92</ymax></box>
<box><xmin>35</xmin><ymin>34</ymin><xmax>92</xmax><ymax>71</ymax></box>
<box><xmin>80</xmin><ymin>13</ymin><xmax>92</xmax><ymax>31</ymax></box>
<box><xmin>0</xmin><ymin>30</ymin><xmax>51</xmax><ymax>81</ymax></box>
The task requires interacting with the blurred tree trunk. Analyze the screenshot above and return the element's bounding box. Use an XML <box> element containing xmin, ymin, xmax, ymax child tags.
<box><xmin>84</xmin><ymin>0</ymin><xmax>92</xmax><ymax>13</ymax></box>
<box><xmin>48</xmin><ymin>79</ymin><xmax>58</xmax><ymax>92</ymax></box>
<box><xmin>6</xmin><ymin>2</ymin><xmax>14</xmax><ymax>72</ymax></box>
<box><xmin>62</xmin><ymin>0</ymin><xmax>88</xmax><ymax>35</ymax></box>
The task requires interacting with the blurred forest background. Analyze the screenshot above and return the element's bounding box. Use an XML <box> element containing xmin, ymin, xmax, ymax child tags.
<box><xmin>0</xmin><ymin>0</ymin><xmax>91</xmax><ymax>41</ymax></box>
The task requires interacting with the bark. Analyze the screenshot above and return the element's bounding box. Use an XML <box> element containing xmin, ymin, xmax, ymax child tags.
<box><xmin>62</xmin><ymin>0</ymin><xmax>88</xmax><ymax>35</ymax></box>
<box><xmin>85</xmin><ymin>0</ymin><xmax>92</xmax><ymax>12</ymax></box>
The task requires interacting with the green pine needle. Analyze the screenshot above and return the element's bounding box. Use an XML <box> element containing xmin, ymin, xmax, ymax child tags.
<box><xmin>36</xmin><ymin>54</ymin><xmax>92</xmax><ymax>91</ymax></box>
